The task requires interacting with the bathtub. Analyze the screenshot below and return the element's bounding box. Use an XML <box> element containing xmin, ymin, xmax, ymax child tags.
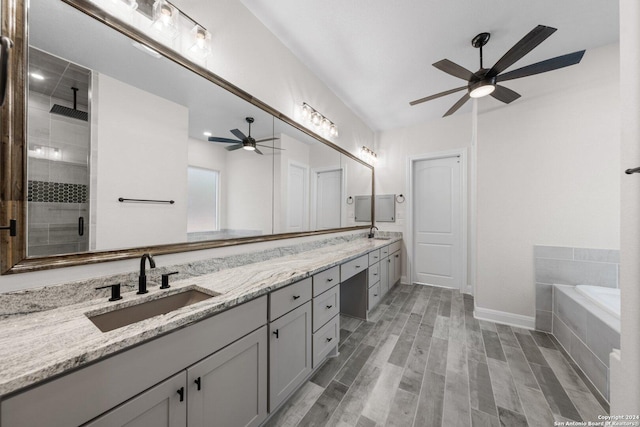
<box><xmin>575</xmin><ymin>285</ymin><xmax>621</xmax><ymax>320</ymax></box>
<box><xmin>552</xmin><ymin>284</ymin><xmax>621</xmax><ymax>401</ymax></box>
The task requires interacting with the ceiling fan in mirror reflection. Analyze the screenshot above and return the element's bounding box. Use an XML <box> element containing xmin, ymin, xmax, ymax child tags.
<box><xmin>207</xmin><ymin>117</ymin><xmax>283</xmax><ymax>155</ymax></box>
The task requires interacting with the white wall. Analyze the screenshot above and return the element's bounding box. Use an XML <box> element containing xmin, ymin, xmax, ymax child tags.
<box><xmin>93</xmin><ymin>73</ymin><xmax>189</xmax><ymax>250</ymax></box>
<box><xmin>476</xmin><ymin>44</ymin><xmax>620</xmax><ymax>318</ymax></box>
<box><xmin>376</xmin><ymin>44</ymin><xmax>620</xmax><ymax>322</ymax></box>
<box><xmin>1</xmin><ymin>1</ymin><xmax>374</xmax><ymax>292</ymax></box>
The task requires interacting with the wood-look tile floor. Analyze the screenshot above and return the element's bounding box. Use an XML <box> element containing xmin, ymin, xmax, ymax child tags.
<box><xmin>265</xmin><ymin>284</ymin><xmax>609</xmax><ymax>427</ymax></box>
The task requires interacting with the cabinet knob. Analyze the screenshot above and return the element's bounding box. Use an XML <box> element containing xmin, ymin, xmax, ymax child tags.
<box><xmin>374</xmin><ymin>273</ymin><xmax>378</xmax><ymax>276</ymax></box>
<box><xmin>273</xmin><ymin>329</ymin><xmax>279</xmax><ymax>339</ymax></box>
<box><xmin>177</xmin><ymin>387</ymin><xmax>185</xmax><ymax>402</ymax></box>
<box><xmin>326</xmin><ymin>337</ymin><xmax>333</xmax><ymax>342</ymax></box>
<box><xmin>326</xmin><ymin>304</ymin><xmax>333</xmax><ymax>309</ymax></box>
<box><xmin>327</xmin><ymin>278</ymin><xmax>333</xmax><ymax>282</ymax></box>
<box><xmin>195</xmin><ymin>377</ymin><xmax>201</xmax><ymax>391</ymax></box>
<box><xmin>374</xmin><ymin>294</ymin><xmax>378</xmax><ymax>297</ymax></box>
<box><xmin>355</xmin><ymin>265</ymin><xmax>361</xmax><ymax>268</ymax></box>
<box><xmin>293</xmin><ymin>295</ymin><xmax>301</xmax><ymax>300</ymax></box>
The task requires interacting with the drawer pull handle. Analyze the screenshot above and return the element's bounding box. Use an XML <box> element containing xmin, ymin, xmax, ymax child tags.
<box><xmin>356</xmin><ymin>265</ymin><xmax>361</xmax><ymax>268</ymax></box>
<box><xmin>293</xmin><ymin>295</ymin><xmax>301</xmax><ymax>300</ymax></box>
<box><xmin>195</xmin><ymin>377</ymin><xmax>201</xmax><ymax>391</ymax></box>
<box><xmin>177</xmin><ymin>387</ymin><xmax>185</xmax><ymax>402</ymax></box>
<box><xmin>374</xmin><ymin>256</ymin><xmax>378</xmax><ymax>259</ymax></box>
<box><xmin>273</xmin><ymin>329</ymin><xmax>279</xmax><ymax>339</ymax></box>
<box><xmin>374</xmin><ymin>294</ymin><xmax>378</xmax><ymax>297</ymax></box>
<box><xmin>326</xmin><ymin>304</ymin><xmax>333</xmax><ymax>309</ymax></box>
<box><xmin>326</xmin><ymin>337</ymin><xmax>333</xmax><ymax>342</ymax></box>
<box><xmin>327</xmin><ymin>278</ymin><xmax>333</xmax><ymax>282</ymax></box>
<box><xmin>373</xmin><ymin>273</ymin><xmax>378</xmax><ymax>276</ymax></box>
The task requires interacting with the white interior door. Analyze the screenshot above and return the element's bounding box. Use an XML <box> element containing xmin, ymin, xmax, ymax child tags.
<box><xmin>286</xmin><ymin>163</ymin><xmax>308</xmax><ymax>232</ymax></box>
<box><xmin>413</xmin><ymin>156</ymin><xmax>462</xmax><ymax>288</ymax></box>
<box><xmin>315</xmin><ymin>169</ymin><xmax>342</xmax><ymax>230</ymax></box>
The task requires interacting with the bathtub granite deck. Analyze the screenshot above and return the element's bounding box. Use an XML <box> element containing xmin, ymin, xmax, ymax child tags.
<box><xmin>0</xmin><ymin>236</ymin><xmax>400</xmax><ymax>397</ymax></box>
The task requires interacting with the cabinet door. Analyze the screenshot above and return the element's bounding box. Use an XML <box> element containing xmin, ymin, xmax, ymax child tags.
<box><xmin>187</xmin><ymin>326</ymin><xmax>267</xmax><ymax>427</ymax></box>
<box><xmin>380</xmin><ymin>256</ymin><xmax>389</xmax><ymax>295</ymax></box>
<box><xmin>84</xmin><ymin>372</ymin><xmax>187</xmax><ymax>427</ymax></box>
<box><xmin>393</xmin><ymin>252</ymin><xmax>401</xmax><ymax>284</ymax></box>
<box><xmin>269</xmin><ymin>301</ymin><xmax>312</xmax><ymax>411</ymax></box>
<box><xmin>388</xmin><ymin>255</ymin><xmax>395</xmax><ymax>290</ymax></box>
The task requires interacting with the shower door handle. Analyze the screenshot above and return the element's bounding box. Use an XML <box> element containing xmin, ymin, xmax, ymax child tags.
<box><xmin>0</xmin><ymin>36</ymin><xmax>13</xmax><ymax>107</ymax></box>
<box><xmin>78</xmin><ymin>217</ymin><xmax>84</xmax><ymax>236</ymax></box>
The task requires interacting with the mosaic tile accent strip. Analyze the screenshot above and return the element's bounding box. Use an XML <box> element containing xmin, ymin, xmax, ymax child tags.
<box><xmin>28</xmin><ymin>180</ymin><xmax>88</xmax><ymax>203</ymax></box>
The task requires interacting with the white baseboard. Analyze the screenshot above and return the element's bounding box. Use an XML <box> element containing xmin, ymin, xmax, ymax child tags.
<box><xmin>474</xmin><ymin>306</ymin><xmax>535</xmax><ymax>329</ymax></box>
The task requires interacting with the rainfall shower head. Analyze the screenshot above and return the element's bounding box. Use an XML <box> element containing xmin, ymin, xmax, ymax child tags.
<box><xmin>50</xmin><ymin>87</ymin><xmax>88</xmax><ymax>121</ymax></box>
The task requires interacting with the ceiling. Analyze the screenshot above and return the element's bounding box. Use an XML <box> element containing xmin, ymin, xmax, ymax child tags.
<box><xmin>241</xmin><ymin>0</ymin><xmax>619</xmax><ymax>132</ymax></box>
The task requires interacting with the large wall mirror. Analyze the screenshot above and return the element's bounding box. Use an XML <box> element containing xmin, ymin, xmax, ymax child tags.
<box><xmin>0</xmin><ymin>0</ymin><xmax>373</xmax><ymax>273</ymax></box>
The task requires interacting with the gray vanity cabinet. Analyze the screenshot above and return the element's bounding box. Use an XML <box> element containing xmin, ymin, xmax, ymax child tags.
<box><xmin>269</xmin><ymin>301</ymin><xmax>312</xmax><ymax>411</ymax></box>
<box><xmin>392</xmin><ymin>251</ymin><xmax>402</xmax><ymax>285</ymax></box>
<box><xmin>187</xmin><ymin>326</ymin><xmax>268</xmax><ymax>427</ymax></box>
<box><xmin>83</xmin><ymin>372</ymin><xmax>187</xmax><ymax>427</ymax></box>
<box><xmin>380</xmin><ymin>253</ymin><xmax>389</xmax><ymax>295</ymax></box>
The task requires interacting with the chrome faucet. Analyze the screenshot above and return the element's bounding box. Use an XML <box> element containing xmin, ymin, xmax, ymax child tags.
<box><xmin>368</xmin><ymin>225</ymin><xmax>379</xmax><ymax>239</ymax></box>
<box><xmin>138</xmin><ymin>253</ymin><xmax>156</xmax><ymax>294</ymax></box>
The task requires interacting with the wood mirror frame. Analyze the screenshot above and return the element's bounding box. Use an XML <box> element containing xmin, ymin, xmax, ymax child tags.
<box><xmin>0</xmin><ymin>0</ymin><xmax>374</xmax><ymax>274</ymax></box>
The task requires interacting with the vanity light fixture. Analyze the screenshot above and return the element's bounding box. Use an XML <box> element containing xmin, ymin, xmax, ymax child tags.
<box><xmin>300</xmin><ymin>103</ymin><xmax>338</xmax><ymax>138</ymax></box>
<box><xmin>152</xmin><ymin>0</ymin><xmax>179</xmax><ymax>39</ymax></box>
<box><xmin>188</xmin><ymin>25</ymin><xmax>211</xmax><ymax>60</ymax></box>
<box><xmin>360</xmin><ymin>146</ymin><xmax>377</xmax><ymax>165</ymax></box>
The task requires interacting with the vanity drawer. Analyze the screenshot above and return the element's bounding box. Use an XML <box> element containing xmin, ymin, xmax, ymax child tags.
<box><xmin>368</xmin><ymin>249</ymin><xmax>381</xmax><ymax>266</ymax></box>
<box><xmin>312</xmin><ymin>315</ymin><xmax>339</xmax><ymax>368</ymax></box>
<box><xmin>313</xmin><ymin>266</ymin><xmax>340</xmax><ymax>297</ymax></box>
<box><xmin>368</xmin><ymin>282</ymin><xmax>382</xmax><ymax>310</ymax></box>
<box><xmin>341</xmin><ymin>255</ymin><xmax>368</xmax><ymax>282</ymax></box>
<box><xmin>389</xmin><ymin>241</ymin><xmax>401</xmax><ymax>255</ymax></box>
<box><xmin>313</xmin><ymin>285</ymin><xmax>340</xmax><ymax>332</ymax></box>
<box><xmin>270</xmin><ymin>278</ymin><xmax>312</xmax><ymax>321</ymax></box>
<box><xmin>380</xmin><ymin>245</ymin><xmax>390</xmax><ymax>258</ymax></box>
<box><xmin>368</xmin><ymin>262</ymin><xmax>380</xmax><ymax>287</ymax></box>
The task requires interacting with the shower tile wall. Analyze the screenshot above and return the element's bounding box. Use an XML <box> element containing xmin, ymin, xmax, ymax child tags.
<box><xmin>534</xmin><ymin>245</ymin><xmax>619</xmax><ymax>332</ymax></box>
<box><xmin>28</xmin><ymin>91</ymin><xmax>90</xmax><ymax>256</ymax></box>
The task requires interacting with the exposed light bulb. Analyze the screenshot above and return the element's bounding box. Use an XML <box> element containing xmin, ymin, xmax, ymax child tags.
<box><xmin>152</xmin><ymin>0</ymin><xmax>179</xmax><ymax>39</ymax></box>
<box><xmin>301</xmin><ymin>104</ymin><xmax>312</xmax><ymax>120</ymax></box>
<box><xmin>311</xmin><ymin>111</ymin><xmax>322</xmax><ymax>126</ymax></box>
<box><xmin>329</xmin><ymin>124</ymin><xmax>338</xmax><ymax>137</ymax></box>
<box><xmin>189</xmin><ymin>25</ymin><xmax>211</xmax><ymax>59</ymax></box>
<box><xmin>322</xmin><ymin>118</ymin><xmax>331</xmax><ymax>131</ymax></box>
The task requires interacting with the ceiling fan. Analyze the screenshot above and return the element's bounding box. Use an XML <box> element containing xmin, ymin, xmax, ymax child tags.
<box><xmin>409</xmin><ymin>25</ymin><xmax>586</xmax><ymax>117</ymax></box>
<box><xmin>208</xmin><ymin>117</ymin><xmax>282</xmax><ymax>155</ymax></box>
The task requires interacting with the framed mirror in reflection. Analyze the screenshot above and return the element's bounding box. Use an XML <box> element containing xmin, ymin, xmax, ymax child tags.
<box><xmin>15</xmin><ymin>0</ymin><xmax>373</xmax><ymax>265</ymax></box>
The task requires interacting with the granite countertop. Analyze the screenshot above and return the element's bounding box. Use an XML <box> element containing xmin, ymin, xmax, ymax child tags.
<box><xmin>0</xmin><ymin>237</ymin><xmax>400</xmax><ymax>397</ymax></box>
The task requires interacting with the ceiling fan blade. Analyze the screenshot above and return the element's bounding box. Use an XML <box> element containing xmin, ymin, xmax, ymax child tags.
<box><xmin>487</xmin><ymin>25</ymin><xmax>557</xmax><ymax>78</ymax></box>
<box><xmin>443</xmin><ymin>93</ymin><xmax>470</xmax><ymax>117</ymax></box>
<box><xmin>497</xmin><ymin>50</ymin><xmax>585</xmax><ymax>82</ymax></box>
<box><xmin>225</xmin><ymin>144</ymin><xmax>244</xmax><ymax>151</ymax></box>
<box><xmin>254</xmin><ymin>137</ymin><xmax>280</xmax><ymax>143</ymax></box>
<box><xmin>208</xmin><ymin>136</ymin><xmax>241</xmax><ymax>144</ymax></box>
<box><xmin>491</xmin><ymin>85</ymin><xmax>521</xmax><ymax>104</ymax></box>
<box><xmin>230</xmin><ymin>128</ymin><xmax>247</xmax><ymax>140</ymax></box>
<box><xmin>433</xmin><ymin>59</ymin><xmax>477</xmax><ymax>81</ymax></box>
<box><xmin>409</xmin><ymin>86</ymin><xmax>467</xmax><ymax>106</ymax></box>
<box><xmin>256</xmin><ymin>143</ymin><xmax>285</xmax><ymax>150</ymax></box>
<box><xmin>254</xmin><ymin>148</ymin><xmax>263</xmax><ymax>155</ymax></box>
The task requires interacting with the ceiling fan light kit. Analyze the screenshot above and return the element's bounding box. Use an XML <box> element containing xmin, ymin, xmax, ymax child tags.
<box><xmin>207</xmin><ymin>116</ymin><xmax>282</xmax><ymax>155</ymax></box>
<box><xmin>410</xmin><ymin>25</ymin><xmax>586</xmax><ymax>117</ymax></box>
